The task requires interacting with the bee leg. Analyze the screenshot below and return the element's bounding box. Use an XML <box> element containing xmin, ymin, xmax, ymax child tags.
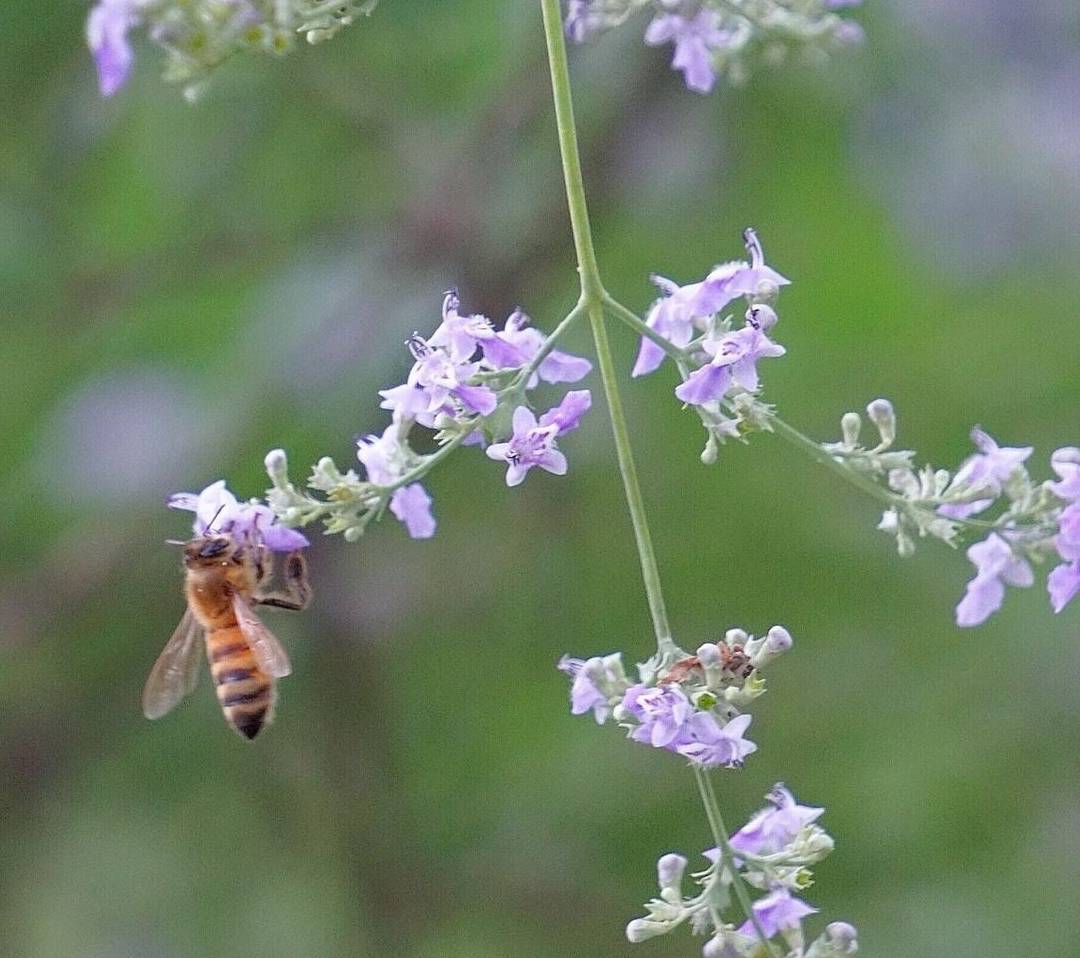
<box><xmin>255</xmin><ymin>550</ymin><xmax>312</xmax><ymax>612</ymax></box>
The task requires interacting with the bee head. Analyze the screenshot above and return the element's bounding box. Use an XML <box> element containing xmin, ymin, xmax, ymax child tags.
<box><xmin>184</xmin><ymin>534</ymin><xmax>236</xmax><ymax>565</ymax></box>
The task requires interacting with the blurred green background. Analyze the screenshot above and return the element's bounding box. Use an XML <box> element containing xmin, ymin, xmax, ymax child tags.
<box><xmin>4</xmin><ymin>2</ymin><xmax>1080</xmax><ymax>956</ymax></box>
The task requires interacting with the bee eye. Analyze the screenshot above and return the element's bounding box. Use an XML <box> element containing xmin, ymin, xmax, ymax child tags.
<box><xmin>199</xmin><ymin>539</ymin><xmax>229</xmax><ymax>558</ymax></box>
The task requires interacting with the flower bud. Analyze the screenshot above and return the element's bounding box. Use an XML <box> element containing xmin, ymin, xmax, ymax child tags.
<box><xmin>750</xmin><ymin>625</ymin><xmax>793</xmax><ymax>668</ymax></box>
<box><xmin>625</xmin><ymin>918</ymin><xmax>667</xmax><ymax>943</ymax></box>
<box><xmin>826</xmin><ymin>921</ymin><xmax>858</xmax><ymax>954</ymax></box>
<box><xmin>747</xmin><ymin>303</ymin><xmax>778</xmax><ymax>330</ymax></box>
<box><xmin>656</xmin><ymin>853</ymin><xmax>688</xmax><ymax>893</ymax></box>
<box><xmin>701</xmin><ymin>434</ymin><xmax>719</xmax><ymax>465</ymax></box>
<box><xmin>697</xmin><ymin>643</ymin><xmax>723</xmax><ymax>667</ymax></box>
<box><xmin>754</xmin><ymin>278</ymin><xmax>781</xmax><ymax>304</ymax></box>
<box><xmin>865</xmin><ymin>398</ymin><xmax>895</xmax><ymax>446</ymax></box>
<box><xmin>841</xmin><ymin>412</ymin><xmax>862</xmax><ymax>448</ymax></box>
<box><xmin>724</xmin><ymin>627</ymin><xmax>749</xmax><ymax>646</ymax></box>
<box><xmin>264</xmin><ymin>448</ymin><xmax>289</xmax><ymax>485</ymax></box>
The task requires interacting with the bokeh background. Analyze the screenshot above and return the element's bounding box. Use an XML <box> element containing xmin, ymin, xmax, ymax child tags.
<box><xmin>4</xmin><ymin>2</ymin><xmax>1080</xmax><ymax>956</ymax></box>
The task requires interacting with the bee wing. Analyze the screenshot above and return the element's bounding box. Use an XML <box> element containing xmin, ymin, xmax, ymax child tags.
<box><xmin>142</xmin><ymin>608</ymin><xmax>204</xmax><ymax>720</ymax></box>
<box><xmin>232</xmin><ymin>592</ymin><xmax>292</xmax><ymax>678</ymax></box>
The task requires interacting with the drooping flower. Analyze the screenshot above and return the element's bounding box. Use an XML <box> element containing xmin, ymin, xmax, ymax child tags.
<box><xmin>558</xmin><ymin>653</ymin><xmax>627</xmax><ymax>723</ymax></box>
<box><xmin>482</xmin><ymin>309</ymin><xmax>592</xmax><ymax>385</ymax></box>
<box><xmin>632</xmin><ymin>275</ymin><xmax>701</xmax><ymax>377</ymax></box>
<box><xmin>1047</xmin><ymin>447</ymin><xmax>1080</xmax><ymax>501</ymax></box>
<box><xmin>643</xmin><ymin>9</ymin><xmax>732</xmax><ymax>94</ymax></box>
<box><xmin>675</xmin><ymin>711</ymin><xmax>757</xmax><ymax>768</ymax></box>
<box><xmin>938</xmin><ymin>427</ymin><xmax>1033</xmax><ymax>519</ymax></box>
<box><xmin>86</xmin><ymin>0</ymin><xmax>150</xmax><ymax>96</ymax></box>
<box><xmin>955</xmin><ymin>532</ymin><xmax>1033</xmax><ymax>627</ymax></box>
<box><xmin>486</xmin><ymin>393</ymin><xmax>591</xmax><ymax>486</ymax></box>
<box><xmin>356</xmin><ymin>424</ymin><xmax>437</xmax><ymax>539</ymax></box>
<box><xmin>738</xmin><ymin>887</ymin><xmax>818</xmax><ymax>939</ymax></box>
<box><xmin>727</xmin><ymin>784</ymin><xmax>824</xmax><ymax>857</ymax></box>
<box><xmin>168</xmin><ymin>479</ymin><xmax>309</xmax><ymax>552</ymax></box>
<box><xmin>675</xmin><ymin>323</ymin><xmax>786</xmax><ymax>406</ymax></box>
<box><xmin>1048</xmin><ymin>502</ymin><xmax>1080</xmax><ymax>613</ymax></box>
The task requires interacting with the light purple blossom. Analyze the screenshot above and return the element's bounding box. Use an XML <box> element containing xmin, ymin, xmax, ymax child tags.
<box><xmin>1049</xmin><ymin>502</ymin><xmax>1080</xmax><ymax>613</ymax></box>
<box><xmin>357</xmin><ymin>425</ymin><xmax>437</xmax><ymax>539</ymax></box>
<box><xmin>675</xmin><ymin>711</ymin><xmax>757</xmax><ymax>768</ymax></box>
<box><xmin>486</xmin><ymin>393</ymin><xmax>591</xmax><ymax>486</ymax></box>
<box><xmin>558</xmin><ymin>654</ymin><xmax>624</xmax><ymax>723</ymax></box>
<box><xmin>955</xmin><ymin>532</ymin><xmax>1033</xmax><ymax>627</ymax></box>
<box><xmin>675</xmin><ymin>324</ymin><xmax>786</xmax><ymax>406</ymax></box>
<box><xmin>87</xmin><ymin>0</ymin><xmax>146</xmax><ymax>96</ymax></box>
<box><xmin>428</xmin><ymin>290</ymin><xmax>495</xmax><ymax>363</ymax></box>
<box><xmin>564</xmin><ymin>0</ymin><xmax>607</xmax><ymax>43</ymax></box>
<box><xmin>482</xmin><ymin>309</ymin><xmax>592</xmax><ymax>386</ymax></box>
<box><xmin>688</xmin><ymin>231</ymin><xmax>791</xmax><ymax>317</ymax></box>
<box><xmin>644</xmin><ymin>10</ymin><xmax>732</xmax><ymax>94</ymax></box>
<box><xmin>622</xmin><ymin>684</ymin><xmax>694</xmax><ymax>748</ymax></box>
<box><xmin>632</xmin><ymin>275</ymin><xmax>700</xmax><ymax>377</ymax></box>
<box><xmin>938</xmin><ymin>427</ymin><xmax>1032</xmax><ymax>519</ymax></box>
<box><xmin>726</xmin><ymin>784</ymin><xmax>824</xmax><ymax>857</ymax></box>
<box><xmin>168</xmin><ymin>480</ymin><xmax>309</xmax><ymax>552</ymax></box>
<box><xmin>1047</xmin><ymin>447</ymin><xmax>1080</xmax><ymax>501</ymax></box>
<box><xmin>738</xmin><ymin>887</ymin><xmax>818</xmax><ymax>939</ymax></box>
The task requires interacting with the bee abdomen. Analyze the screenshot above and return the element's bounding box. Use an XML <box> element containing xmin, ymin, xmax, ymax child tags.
<box><xmin>205</xmin><ymin>627</ymin><xmax>274</xmax><ymax>740</ymax></box>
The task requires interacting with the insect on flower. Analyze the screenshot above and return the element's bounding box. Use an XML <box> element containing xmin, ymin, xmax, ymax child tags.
<box><xmin>144</xmin><ymin>483</ymin><xmax>313</xmax><ymax>739</ymax></box>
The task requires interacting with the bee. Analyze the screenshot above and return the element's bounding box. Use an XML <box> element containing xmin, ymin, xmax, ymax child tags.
<box><xmin>143</xmin><ymin>534</ymin><xmax>311</xmax><ymax>739</ymax></box>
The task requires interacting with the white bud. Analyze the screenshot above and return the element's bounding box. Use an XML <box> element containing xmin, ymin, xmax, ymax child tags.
<box><xmin>826</xmin><ymin>922</ymin><xmax>858</xmax><ymax>954</ymax></box>
<box><xmin>264</xmin><ymin>448</ymin><xmax>288</xmax><ymax>484</ymax></box>
<box><xmin>343</xmin><ymin>526</ymin><xmax>362</xmax><ymax>542</ymax></box>
<box><xmin>747</xmin><ymin>303</ymin><xmax>778</xmax><ymax>330</ymax></box>
<box><xmin>701</xmin><ymin>434</ymin><xmax>719</xmax><ymax>465</ymax></box>
<box><xmin>750</xmin><ymin>625</ymin><xmax>793</xmax><ymax>668</ymax></box>
<box><xmin>724</xmin><ymin>628</ymin><xmax>749</xmax><ymax>646</ymax></box>
<box><xmin>656</xmin><ymin>853</ymin><xmax>688</xmax><ymax>892</ymax></box>
<box><xmin>865</xmin><ymin>398</ymin><xmax>895</xmax><ymax>446</ymax></box>
<box><xmin>877</xmin><ymin>508</ymin><xmax>899</xmax><ymax>533</ymax></box>
<box><xmin>754</xmin><ymin>278</ymin><xmax>780</xmax><ymax>304</ymax></box>
<box><xmin>625</xmin><ymin>918</ymin><xmax>668</xmax><ymax>943</ymax></box>
<box><xmin>841</xmin><ymin>412</ymin><xmax>862</xmax><ymax>448</ymax></box>
<box><xmin>697</xmin><ymin>643</ymin><xmax>722</xmax><ymax>667</ymax></box>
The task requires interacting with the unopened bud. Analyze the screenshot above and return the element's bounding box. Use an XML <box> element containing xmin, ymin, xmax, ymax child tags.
<box><xmin>656</xmin><ymin>853</ymin><xmax>688</xmax><ymax>892</ymax></box>
<box><xmin>343</xmin><ymin>526</ymin><xmax>362</xmax><ymax>542</ymax></box>
<box><xmin>724</xmin><ymin>627</ymin><xmax>749</xmax><ymax>646</ymax></box>
<box><xmin>750</xmin><ymin>625</ymin><xmax>793</xmax><ymax>668</ymax></box>
<box><xmin>841</xmin><ymin>412</ymin><xmax>862</xmax><ymax>448</ymax></box>
<box><xmin>826</xmin><ymin>922</ymin><xmax>858</xmax><ymax>954</ymax></box>
<box><xmin>701</xmin><ymin>434</ymin><xmax>719</xmax><ymax>465</ymax></box>
<box><xmin>866</xmin><ymin>398</ymin><xmax>895</xmax><ymax>446</ymax></box>
<box><xmin>264</xmin><ymin>448</ymin><xmax>288</xmax><ymax>485</ymax></box>
<box><xmin>626</xmin><ymin>918</ymin><xmax>667</xmax><ymax>943</ymax></box>
<box><xmin>696</xmin><ymin>643</ymin><xmax>723</xmax><ymax>668</ymax></box>
<box><xmin>747</xmin><ymin>303</ymin><xmax>778</xmax><ymax>331</ymax></box>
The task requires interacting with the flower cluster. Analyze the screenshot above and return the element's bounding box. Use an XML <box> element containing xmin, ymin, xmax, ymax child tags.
<box><xmin>559</xmin><ymin>625</ymin><xmax>794</xmax><ymax>768</ymax></box>
<box><xmin>819</xmin><ymin>404</ymin><xmax>1079</xmax><ymax>627</ymax></box>
<box><xmin>86</xmin><ymin>0</ymin><xmax>379</xmax><ymax>98</ymax></box>
<box><xmin>626</xmin><ymin>784</ymin><xmax>856</xmax><ymax>956</ymax></box>
<box><xmin>167</xmin><ymin>478</ymin><xmax>310</xmax><ymax>553</ymax></box>
<box><xmin>264</xmin><ymin>291</ymin><xmax>593</xmax><ymax>541</ymax></box>
<box><xmin>631</xmin><ymin>230</ymin><xmax>790</xmax><ymax>460</ymax></box>
<box><xmin>566</xmin><ymin>0</ymin><xmax>864</xmax><ymax>93</ymax></box>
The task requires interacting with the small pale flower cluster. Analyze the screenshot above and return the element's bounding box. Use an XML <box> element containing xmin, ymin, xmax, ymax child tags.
<box><xmin>264</xmin><ymin>292</ymin><xmax>592</xmax><ymax>541</ymax></box>
<box><xmin>167</xmin><ymin>478</ymin><xmax>310</xmax><ymax>553</ymax></box>
<box><xmin>822</xmin><ymin>405</ymin><xmax>1078</xmax><ymax>628</ymax></box>
<box><xmin>626</xmin><ymin>784</ymin><xmax>857</xmax><ymax>956</ymax></box>
<box><xmin>86</xmin><ymin>0</ymin><xmax>379</xmax><ymax>98</ymax></box>
<box><xmin>632</xmin><ymin>230</ymin><xmax>789</xmax><ymax>460</ymax></box>
<box><xmin>566</xmin><ymin>0</ymin><xmax>863</xmax><ymax>93</ymax></box>
<box><xmin>559</xmin><ymin>625</ymin><xmax>794</xmax><ymax>768</ymax></box>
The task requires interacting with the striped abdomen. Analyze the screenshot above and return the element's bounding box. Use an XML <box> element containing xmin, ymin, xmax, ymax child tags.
<box><xmin>205</xmin><ymin>626</ymin><xmax>275</xmax><ymax>740</ymax></box>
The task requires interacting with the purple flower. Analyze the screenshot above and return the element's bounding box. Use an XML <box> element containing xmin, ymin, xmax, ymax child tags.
<box><xmin>379</xmin><ymin>335</ymin><xmax>497</xmax><ymax>426</ymax></box>
<box><xmin>1047</xmin><ymin>447</ymin><xmax>1080</xmax><ymax>501</ymax></box>
<box><xmin>644</xmin><ymin>10</ymin><xmax>732</xmax><ymax>94</ymax></box>
<box><xmin>688</xmin><ymin>237</ymin><xmax>790</xmax><ymax>317</ymax></box>
<box><xmin>738</xmin><ymin>887</ymin><xmax>818</xmax><ymax>939</ymax></box>
<box><xmin>622</xmin><ymin>684</ymin><xmax>694</xmax><ymax>748</ymax></box>
<box><xmin>87</xmin><ymin>0</ymin><xmax>145</xmax><ymax>96</ymax></box>
<box><xmin>675</xmin><ymin>712</ymin><xmax>757</xmax><ymax>768</ymax></box>
<box><xmin>1049</xmin><ymin>502</ymin><xmax>1080</xmax><ymax>613</ymax></box>
<box><xmin>357</xmin><ymin>425</ymin><xmax>437</xmax><ymax>539</ymax></box>
<box><xmin>938</xmin><ymin>427</ymin><xmax>1032</xmax><ymax>519</ymax></box>
<box><xmin>428</xmin><ymin>290</ymin><xmax>495</xmax><ymax>363</ymax></box>
<box><xmin>486</xmin><ymin>394</ymin><xmax>591</xmax><ymax>486</ymax></box>
<box><xmin>675</xmin><ymin>324</ymin><xmax>786</xmax><ymax>406</ymax></box>
<box><xmin>955</xmin><ymin>532</ymin><xmax>1033</xmax><ymax>627</ymax></box>
<box><xmin>565</xmin><ymin>0</ymin><xmax>606</xmax><ymax>43</ymax></box>
<box><xmin>167</xmin><ymin>480</ymin><xmax>309</xmax><ymax>552</ymax></box>
<box><xmin>558</xmin><ymin>654</ymin><xmax>624</xmax><ymax>723</ymax></box>
<box><xmin>482</xmin><ymin>310</ymin><xmax>592</xmax><ymax>386</ymax></box>
<box><xmin>632</xmin><ymin>275</ymin><xmax>701</xmax><ymax>377</ymax></box>
<box><xmin>726</xmin><ymin>784</ymin><xmax>824</xmax><ymax>857</ymax></box>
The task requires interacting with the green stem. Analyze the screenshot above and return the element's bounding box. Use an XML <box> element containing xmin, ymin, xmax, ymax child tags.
<box><xmin>379</xmin><ymin>428</ymin><xmax>470</xmax><ymax>495</ymax></box>
<box><xmin>694</xmin><ymin>767</ymin><xmax>781</xmax><ymax>958</ymax></box>
<box><xmin>540</xmin><ymin>0</ymin><xmax>675</xmax><ymax>657</ymax></box>
<box><xmin>603</xmin><ymin>293</ymin><xmax>691</xmax><ymax>377</ymax></box>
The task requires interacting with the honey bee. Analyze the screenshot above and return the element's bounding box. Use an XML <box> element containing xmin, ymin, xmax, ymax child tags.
<box><xmin>143</xmin><ymin>534</ymin><xmax>311</xmax><ymax>739</ymax></box>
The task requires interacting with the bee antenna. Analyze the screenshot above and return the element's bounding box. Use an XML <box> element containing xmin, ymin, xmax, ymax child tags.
<box><xmin>205</xmin><ymin>503</ymin><xmax>228</xmax><ymax>535</ymax></box>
